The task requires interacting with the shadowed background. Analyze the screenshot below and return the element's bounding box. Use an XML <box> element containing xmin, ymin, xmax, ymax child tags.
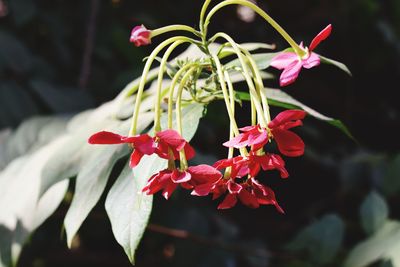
<box><xmin>1</xmin><ymin>0</ymin><xmax>400</xmax><ymax>266</ymax></box>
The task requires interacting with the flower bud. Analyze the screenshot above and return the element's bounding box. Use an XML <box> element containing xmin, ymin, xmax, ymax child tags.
<box><xmin>129</xmin><ymin>25</ymin><xmax>151</xmax><ymax>47</ymax></box>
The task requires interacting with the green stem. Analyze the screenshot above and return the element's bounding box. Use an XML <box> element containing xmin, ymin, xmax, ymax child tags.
<box><xmin>129</xmin><ymin>36</ymin><xmax>192</xmax><ymax>136</ymax></box>
<box><xmin>151</xmin><ymin>25</ymin><xmax>200</xmax><ymax>38</ymax></box>
<box><xmin>168</xmin><ymin>63</ymin><xmax>199</xmax><ymax>129</ymax></box>
<box><xmin>204</xmin><ymin>0</ymin><xmax>306</xmax><ymax>57</ymax></box>
<box><xmin>224</xmin><ymin>70</ymin><xmax>235</xmax><ymax>160</ymax></box>
<box><xmin>211</xmin><ymin>32</ymin><xmax>268</xmax><ymax>128</ymax></box>
<box><xmin>213</xmin><ymin>54</ymin><xmax>247</xmax><ymax>157</ymax></box>
<box><xmin>154</xmin><ymin>40</ymin><xmax>190</xmax><ymax>133</ymax></box>
<box><xmin>200</xmin><ymin>0</ymin><xmax>213</xmax><ymax>33</ymax></box>
<box><xmin>176</xmin><ymin>67</ymin><xmax>198</xmax><ymax>170</ymax></box>
<box><xmin>239</xmin><ymin>47</ymin><xmax>271</xmax><ymax>124</ymax></box>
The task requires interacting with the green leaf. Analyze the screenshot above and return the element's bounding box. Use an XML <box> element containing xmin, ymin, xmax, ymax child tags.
<box><xmin>236</xmin><ymin>88</ymin><xmax>354</xmax><ymax>139</ymax></box>
<box><xmin>360</xmin><ymin>191</ymin><xmax>389</xmax><ymax>235</ymax></box>
<box><xmin>319</xmin><ymin>55</ymin><xmax>352</xmax><ymax>76</ymax></box>
<box><xmin>105</xmin><ymin>103</ymin><xmax>204</xmax><ymax>264</ymax></box>
<box><xmin>344</xmin><ymin>221</ymin><xmax>400</xmax><ymax>267</ymax></box>
<box><xmin>219</xmin><ymin>43</ymin><xmax>275</xmax><ymax>58</ymax></box>
<box><xmin>225</xmin><ymin>52</ymin><xmax>279</xmax><ymax>71</ymax></box>
<box><xmin>287</xmin><ymin>214</ymin><xmax>344</xmax><ymax>265</ymax></box>
<box><xmin>105</xmin><ymin>157</ymin><xmax>165</xmax><ymax>264</ymax></box>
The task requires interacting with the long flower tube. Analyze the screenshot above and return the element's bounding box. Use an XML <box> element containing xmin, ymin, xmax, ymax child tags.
<box><xmin>129</xmin><ymin>36</ymin><xmax>194</xmax><ymax>136</ymax></box>
<box><xmin>150</xmin><ymin>25</ymin><xmax>201</xmax><ymax>39</ymax></box>
<box><xmin>211</xmin><ymin>32</ymin><xmax>268</xmax><ymax>128</ymax></box>
<box><xmin>239</xmin><ymin>47</ymin><xmax>272</xmax><ymax>124</ymax></box>
<box><xmin>167</xmin><ymin>63</ymin><xmax>201</xmax><ymax>129</ymax></box>
<box><xmin>203</xmin><ymin>0</ymin><xmax>306</xmax><ymax>57</ymax></box>
<box><xmin>154</xmin><ymin>40</ymin><xmax>190</xmax><ymax>132</ymax></box>
<box><xmin>176</xmin><ymin>67</ymin><xmax>199</xmax><ymax>170</ymax></box>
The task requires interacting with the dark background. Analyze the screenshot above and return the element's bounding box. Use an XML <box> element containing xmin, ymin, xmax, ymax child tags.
<box><xmin>1</xmin><ymin>0</ymin><xmax>400</xmax><ymax>266</ymax></box>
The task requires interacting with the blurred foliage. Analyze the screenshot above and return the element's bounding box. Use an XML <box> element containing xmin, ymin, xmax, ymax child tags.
<box><xmin>1</xmin><ymin>0</ymin><xmax>400</xmax><ymax>267</ymax></box>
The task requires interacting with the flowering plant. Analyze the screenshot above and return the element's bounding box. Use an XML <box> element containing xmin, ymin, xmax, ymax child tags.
<box><xmin>0</xmin><ymin>0</ymin><xmax>352</xmax><ymax>265</ymax></box>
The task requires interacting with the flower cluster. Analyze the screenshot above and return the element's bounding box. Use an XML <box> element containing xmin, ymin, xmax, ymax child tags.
<box><xmin>88</xmin><ymin>0</ymin><xmax>336</xmax><ymax>211</ymax></box>
<box><xmin>89</xmin><ymin>109</ymin><xmax>305</xmax><ymax>212</ymax></box>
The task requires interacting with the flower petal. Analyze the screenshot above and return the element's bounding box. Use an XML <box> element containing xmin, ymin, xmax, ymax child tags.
<box><xmin>309</xmin><ymin>24</ymin><xmax>332</xmax><ymax>51</ymax></box>
<box><xmin>268</xmin><ymin>110</ymin><xmax>306</xmax><ymax>129</ymax></box>
<box><xmin>279</xmin><ymin>60</ymin><xmax>303</xmax><ymax>87</ymax></box>
<box><xmin>218</xmin><ymin>194</ymin><xmax>238</xmax><ymax>209</ymax></box>
<box><xmin>270</xmin><ymin>52</ymin><xmax>299</xmax><ymax>70</ymax></box>
<box><xmin>171</xmin><ymin>170</ymin><xmax>191</xmax><ymax>183</ymax></box>
<box><xmin>273</xmin><ymin>128</ymin><xmax>305</xmax><ymax>157</ymax></box>
<box><xmin>188</xmin><ymin>164</ymin><xmax>222</xmax><ymax>184</ymax></box>
<box><xmin>191</xmin><ymin>183</ymin><xmax>214</xmax><ymax>196</ymax></box>
<box><xmin>129</xmin><ymin>150</ymin><xmax>144</xmax><ymax>168</ymax></box>
<box><xmin>228</xmin><ymin>181</ymin><xmax>243</xmax><ymax>194</ymax></box>
<box><xmin>162</xmin><ymin>182</ymin><xmax>178</xmax><ymax>200</ymax></box>
<box><xmin>88</xmin><ymin>131</ymin><xmax>126</xmax><ymax>144</ymax></box>
<box><xmin>156</xmin><ymin>129</ymin><xmax>186</xmax><ymax>148</ymax></box>
<box><xmin>238</xmin><ymin>189</ymin><xmax>259</xmax><ymax>208</ymax></box>
<box><xmin>302</xmin><ymin>52</ymin><xmax>320</xmax><ymax>69</ymax></box>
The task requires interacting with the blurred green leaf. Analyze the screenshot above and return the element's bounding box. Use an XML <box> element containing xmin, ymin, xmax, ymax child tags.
<box><xmin>360</xmin><ymin>191</ymin><xmax>389</xmax><ymax>235</ymax></box>
<box><xmin>382</xmin><ymin>155</ymin><xmax>400</xmax><ymax>196</ymax></box>
<box><xmin>287</xmin><ymin>214</ymin><xmax>344</xmax><ymax>264</ymax></box>
<box><xmin>9</xmin><ymin>0</ymin><xmax>37</xmax><ymax>26</ymax></box>
<box><xmin>344</xmin><ymin>221</ymin><xmax>400</xmax><ymax>267</ymax></box>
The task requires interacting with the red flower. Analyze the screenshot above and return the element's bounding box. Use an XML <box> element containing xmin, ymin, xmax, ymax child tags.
<box><xmin>216</xmin><ymin>179</ymin><xmax>284</xmax><ymax>212</ymax></box>
<box><xmin>223</xmin><ymin>125</ymin><xmax>268</xmax><ymax>151</ymax></box>
<box><xmin>270</xmin><ymin>24</ymin><xmax>332</xmax><ymax>86</ymax></box>
<box><xmin>269</xmin><ymin>110</ymin><xmax>306</xmax><ymax>157</ymax></box>
<box><xmin>130</xmin><ymin>25</ymin><xmax>151</xmax><ymax>47</ymax></box>
<box><xmin>88</xmin><ymin>131</ymin><xmax>155</xmax><ymax>168</ymax></box>
<box><xmin>155</xmin><ymin>129</ymin><xmax>195</xmax><ymax>161</ymax></box>
<box><xmin>143</xmin><ymin>164</ymin><xmax>221</xmax><ymax>199</ymax></box>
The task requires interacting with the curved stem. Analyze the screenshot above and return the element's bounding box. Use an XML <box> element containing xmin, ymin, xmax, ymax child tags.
<box><xmin>154</xmin><ymin>40</ymin><xmax>190</xmax><ymax>133</ymax></box>
<box><xmin>129</xmin><ymin>36</ymin><xmax>193</xmax><ymax>136</ymax></box>
<box><xmin>176</xmin><ymin>67</ymin><xmax>198</xmax><ymax>170</ymax></box>
<box><xmin>224</xmin><ymin>71</ymin><xmax>235</xmax><ymax>160</ymax></box>
<box><xmin>151</xmin><ymin>25</ymin><xmax>200</xmax><ymax>38</ymax></box>
<box><xmin>211</xmin><ymin>32</ymin><xmax>268</xmax><ymax>128</ymax></box>
<box><xmin>168</xmin><ymin>63</ymin><xmax>200</xmax><ymax>129</ymax></box>
<box><xmin>200</xmin><ymin>0</ymin><xmax>213</xmax><ymax>34</ymax></box>
<box><xmin>204</xmin><ymin>0</ymin><xmax>306</xmax><ymax>57</ymax></box>
<box><xmin>239</xmin><ymin>47</ymin><xmax>271</xmax><ymax>124</ymax></box>
<box><xmin>213</xmin><ymin>54</ymin><xmax>247</xmax><ymax>157</ymax></box>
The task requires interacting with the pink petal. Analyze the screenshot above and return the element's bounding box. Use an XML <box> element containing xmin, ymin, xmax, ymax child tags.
<box><xmin>309</xmin><ymin>24</ymin><xmax>332</xmax><ymax>51</ymax></box>
<box><xmin>270</xmin><ymin>52</ymin><xmax>299</xmax><ymax>70</ymax></box>
<box><xmin>88</xmin><ymin>131</ymin><xmax>126</xmax><ymax>144</ymax></box>
<box><xmin>279</xmin><ymin>60</ymin><xmax>303</xmax><ymax>87</ymax></box>
<box><xmin>273</xmin><ymin>128</ymin><xmax>305</xmax><ymax>157</ymax></box>
<box><xmin>223</xmin><ymin>134</ymin><xmax>248</xmax><ymax>148</ymax></box>
<box><xmin>188</xmin><ymin>165</ymin><xmax>222</xmax><ymax>184</ymax></box>
<box><xmin>129</xmin><ymin>150</ymin><xmax>144</xmax><ymax>168</ymax></box>
<box><xmin>247</xmin><ymin>131</ymin><xmax>268</xmax><ymax>151</ymax></box>
<box><xmin>302</xmin><ymin>52</ymin><xmax>320</xmax><ymax>69</ymax></box>
<box><xmin>217</xmin><ymin>194</ymin><xmax>238</xmax><ymax>209</ymax></box>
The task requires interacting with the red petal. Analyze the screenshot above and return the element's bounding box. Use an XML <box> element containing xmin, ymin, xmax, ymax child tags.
<box><xmin>156</xmin><ymin>129</ymin><xmax>185</xmax><ymax>148</ymax></box>
<box><xmin>273</xmin><ymin>129</ymin><xmax>305</xmax><ymax>157</ymax></box>
<box><xmin>88</xmin><ymin>131</ymin><xmax>126</xmax><ymax>144</ymax></box>
<box><xmin>248</xmin><ymin>131</ymin><xmax>268</xmax><ymax>150</ymax></box>
<box><xmin>217</xmin><ymin>194</ymin><xmax>237</xmax><ymax>209</ymax></box>
<box><xmin>171</xmin><ymin>170</ymin><xmax>191</xmax><ymax>183</ymax></box>
<box><xmin>228</xmin><ymin>181</ymin><xmax>242</xmax><ymax>194</ymax></box>
<box><xmin>223</xmin><ymin>134</ymin><xmax>248</xmax><ymax>148</ymax></box>
<box><xmin>238</xmin><ymin>190</ymin><xmax>259</xmax><ymax>208</ymax></box>
<box><xmin>309</xmin><ymin>24</ymin><xmax>332</xmax><ymax>51</ymax></box>
<box><xmin>183</xmin><ymin>142</ymin><xmax>196</xmax><ymax>160</ymax></box>
<box><xmin>129</xmin><ymin>150</ymin><xmax>144</xmax><ymax>168</ymax></box>
<box><xmin>188</xmin><ymin>165</ymin><xmax>222</xmax><ymax>184</ymax></box>
<box><xmin>268</xmin><ymin>110</ymin><xmax>306</xmax><ymax>129</ymax></box>
<box><xmin>162</xmin><ymin>182</ymin><xmax>178</xmax><ymax>200</ymax></box>
<box><xmin>191</xmin><ymin>183</ymin><xmax>214</xmax><ymax>196</ymax></box>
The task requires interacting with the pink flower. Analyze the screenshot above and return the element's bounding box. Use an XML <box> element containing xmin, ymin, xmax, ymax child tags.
<box><xmin>223</xmin><ymin>125</ymin><xmax>268</xmax><ymax>151</ymax></box>
<box><xmin>268</xmin><ymin>110</ymin><xmax>306</xmax><ymax>157</ymax></box>
<box><xmin>130</xmin><ymin>25</ymin><xmax>151</xmax><ymax>47</ymax></box>
<box><xmin>88</xmin><ymin>131</ymin><xmax>156</xmax><ymax>168</ymax></box>
<box><xmin>154</xmin><ymin>129</ymin><xmax>195</xmax><ymax>161</ymax></box>
<box><xmin>270</xmin><ymin>24</ymin><xmax>332</xmax><ymax>86</ymax></box>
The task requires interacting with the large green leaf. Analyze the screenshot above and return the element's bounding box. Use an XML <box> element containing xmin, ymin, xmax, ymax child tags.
<box><xmin>344</xmin><ymin>221</ymin><xmax>400</xmax><ymax>267</ymax></box>
<box><xmin>360</xmin><ymin>191</ymin><xmax>389</xmax><ymax>235</ymax></box>
<box><xmin>105</xmin><ymin>103</ymin><xmax>204</xmax><ymax>264</ymax></box>
<box><xmin>286</xmin><ymin>214</ymin><xmax>344</xmax><ymax>265</ymax></box>
<box><xmin>225</xmin><ymin>52</ymin><xmax>279</xmax><ymax>71</ymax></box>
<box><xmin>64</xmin><ymin>113</ymin><xmax>153</xmax><ymax>248</ymax></box>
